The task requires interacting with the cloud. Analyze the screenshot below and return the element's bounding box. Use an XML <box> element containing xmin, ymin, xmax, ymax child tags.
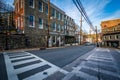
<box><xmin>51</xmin><ymin>0</ymin><xmax>113</xmax><ymax>32</ymax></box>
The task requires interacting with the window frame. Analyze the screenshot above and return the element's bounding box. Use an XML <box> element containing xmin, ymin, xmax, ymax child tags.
<box><xmin>29</xmin><ymin>15</ymin><xmax>35</xmax><ymax>27</ymax></box>
<box><xmin>39</xmin><ymin>18</ymin><xmax>43</xmax><ymax>29</ymax></box>
<box><xmin>39</xmin><ymin>1</ymin><xmax>43</xmax><ymax>12</ymax></box>
<box><xmin>29</xmin><ymin>0</ymin><xmax>34</xmax><ymax>8</ymax></box>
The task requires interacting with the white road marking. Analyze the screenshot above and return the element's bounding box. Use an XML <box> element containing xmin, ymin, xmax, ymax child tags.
<box><xmin>83</xmin><ymin>66</ymin><xmax>120</xmax><ymax>78</ymax></box>
<box><xmin>63</xmin><ymin>48</ymin><xmax>120</xmax><ymax>80</ymax></box>
<box><xmin>15</xmin><ymin>62</ymin><xmax>47</xmax><ymax>74</ymax></box>
<box><xmin>24</xmin><ymin>67</ymin><xmax>60</xmax><ymax>80</ymax></box>
<box><xmin>116</xmin><ymin>49</ymin><xmax>120</xmax><ymax>53</ymax></box>
<box><xmin>3</xmin><ymin>52</ymin><xmax>19</xmax><ymax>80</ymax></box>
<box><xmin>8</xmin><ymin>53</ymin><xmax>30</xmax><ymax>57</ymax></box>
<box><xmin>107</xmin><ymin>49</ymin><xmax>110</xmax><ymax>52</ymax></box>
<box><xmin>10</xmin><ymin>55</ymin><xmax>33</xmax><ymax>61</ymax></box>
<box><xmin>3</xmin><ymin>52</ymin><xmax>68</xmax><ymax>80</ymax></box>
<box><xmin>12</xmin><ymin>58</ymin><xmax>40</xmax><ymax>66</ymax></box>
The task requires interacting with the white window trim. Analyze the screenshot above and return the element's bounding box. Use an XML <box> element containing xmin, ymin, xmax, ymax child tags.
<box><xmin>58</xmin><ymin>13</ymin><xmax>60</xmax><ymax>20</ymax></box>
<box><xmin>53</xmin><ymin>23</ymin><xmax>56</xmax><ymax>31</ymax></box>
<box><xmin>29</xmin><ymin>0</ymin><xmax>34</xmax><ymax>8</ymax></box>
<box><xmin>54</xmin><ymin>10</ymin><xmax>56</xmax><ymax>18</ymax></box>
<box><xmin>39</xmin><ymin>2</ymin><xmax>43</xmax><ymax>12</ymax></box>
<box><xmin>39</xmin><ymin>18</ymin><xmax>43</xmax><ymax>29</ymax></box>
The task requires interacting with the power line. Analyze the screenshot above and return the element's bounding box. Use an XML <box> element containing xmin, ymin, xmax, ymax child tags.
<box><xmin>73</xmin><ymin>0</ymin><xmax>95</xmax><ymax>32</ymax></box>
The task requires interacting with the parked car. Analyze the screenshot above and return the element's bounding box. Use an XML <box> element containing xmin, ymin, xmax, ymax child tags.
<box><xmin>84</xmin><ymin>42</ymin><xmax>93</xmax><ymax>46</ymax></box>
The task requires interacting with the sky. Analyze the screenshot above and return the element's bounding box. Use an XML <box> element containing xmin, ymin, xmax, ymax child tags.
<box><xmin>6</xmin><ymin>0</ymin><xmax>120</xmax><ymax>33</ymax></box>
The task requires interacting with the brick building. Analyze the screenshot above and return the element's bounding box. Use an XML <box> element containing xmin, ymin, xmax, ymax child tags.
<box><xmin>101</xmin><ymin>19</ymin><xmax>120</xmax><ymax>48</ymax></box>
<box><xmin>14</xmin><ymin>0</ymin><xmax>76</xmax><ymax>48</ymax></box>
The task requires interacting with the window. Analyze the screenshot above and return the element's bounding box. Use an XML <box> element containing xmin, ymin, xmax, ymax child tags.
<box><xmin>29</xmin><ymin>15</ymin><xmax>34</xmax><ymax>27</ymax></box>
<box><xmin>29</xmin><ymin>0</ymin><xmax>34</xmax><ymax>8</ymax></box>
<box><xmin>116</xmin><ymin>35</ymin><xmax>118</xmax><ymax>39</ymax></box>
<box><xmin>61</xmin><ymin>26</ymin><xmax>64</xmax><ymax>32</ymax></box>
<box><xmin>45</xmin><ymin>4</ymin><xmax>48</xmax><ymax>15</ymax></box>
<box><xmin>58</xmin><ymin>24</ymin><xmax>60</xmax><ymax>32</ymax></box>
<box><xmin>56</xmin><ymin>11</ymin><xmax>59</xmax><ymax>20</ymax></box>
<box><xmin>45</xmin><ymin>20</ymin><xmax>48</xmax><ymax>30</ymax></box>
<box><xmin>62</xmin><ymin>15</ymin><xmax>64</xmax><ymax>21</ymax></box>
<box><xmin>60</xmin><ymin>14</ymin><xmax>62</xmax><ymax>20</ymax></box>
<box><xmin>39</xmin><ymin>18</ymin><xmax>43</xmax><ymax>29</ymax></box>
<box><xmin>58</xmin><ymin>13</ymin><xmax>60</xmax><ymax>20</ymax></box>
<box><xmin>39</xmin><ymin>1</ymin><xmax>43</xmax><ymax>12</ymax></box>
<box><xmin>53</xmin><ymin>22</ymin><xmax>56</xmax><ymax>31</ymax></box>
<box><xmin>53</xmin><ymin>36</ymin><xmax>56</xmax><ymax>43</ymax></box>
<box><xmin>51</xmin><ymin>8</ymin><xmax>55</xmax><ymax>18</ymax></box>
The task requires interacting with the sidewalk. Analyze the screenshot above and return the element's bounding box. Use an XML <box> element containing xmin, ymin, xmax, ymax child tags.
<box><xmin>0</xmin><ymin>44</ymin><xmax>80</xmax><ymax>53</ymax></box>
<box><xmin>62</xmin><ymin>48</ymin><xmax>120</xmax><ymax>80</ymax></box>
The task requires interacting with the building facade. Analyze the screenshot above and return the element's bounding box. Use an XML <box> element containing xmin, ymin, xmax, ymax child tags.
<box><xmin>101</xmin><ymin>19</ymin><xmax>120</xmax><ymax>48</ymax></box>
<box><xmin>14</xmin><ymin>0</ymin><xmax>76</xmax><ymax>48</ymax></box>
<box><xmin>64</xmin><ymin>15</ymin><xmax>76</xmax><ymax>44</ymax></box>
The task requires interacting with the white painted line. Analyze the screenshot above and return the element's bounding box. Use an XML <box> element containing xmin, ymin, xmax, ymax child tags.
<box><xmin>10</xmin><ymin>55</ymin><xmax>33</xmax><ymax>61</ymax></box>
<box><xmin>107</xmin><ymin>49</ymin><xmax>110</xmax><ymax>52</ymax></box>
<box><xmin>24</xmin><ymin>67</ymin><xmax>60</xmax><ymax>80</ymax></box>
<box><xmin>62</xmin><ymin>73</ymin><xmax>74</xmax><ymax>80</ymax></box>
<box><xmin>87</xmin><ymin>61</ymin><xmax>117</xmax><ymax>69</ymax></box>
<box><xmin>8</xmin><ymin>53</ymin><xmax>30</xmax><ymax>57</ymax></box>
<box><xmin>12</xmin><ymin>58</ymin><xmax>40</xmax><ymax>66</ymax></box>
<box><xmin>116</xmin><ymin>49</ymin><xmax>120</xmax><ymax>53</ymax></box>
<box><xmin>24</xmin><ymin>52</ymin><xmax>69</xmax><ymax>74</ymax></box>
<box><xmin>15</xmin><ymin>62</ymin><xmax>47</xmax><ymax>74</ymax></box>
<box><xmin>83</xmin><ymin>66</ymin><xmax>120</xmax><ymax>78</ymax></box>
<box><xmin>76</xmin><ymin>71</ymin><xmax>98</xmax><ymax>80</ymax></box>
<box><xmin>91</xmin><ymin>56</ymin><xmax>113</xmax><ymax>60</ymax></box>
<box><xmin>89</xmin><ymin>58</ymin><xmax>113</xmax><ymax>63</ymax></box>
<box><xmin>3</xmin><ymin>52</ymin><xmax>19</xmax><ymax>80</ymax></box>
<box><xmin>4</xmin><ymin>51</ymin><xmax>68</xmax><ymax>80</ymax></box>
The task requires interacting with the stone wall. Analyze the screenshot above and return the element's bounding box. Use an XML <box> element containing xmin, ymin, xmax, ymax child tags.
<box><xmin>0</xmin><ymin>34</ymin><xmax>26</xmax><ymax>50</ymax></box>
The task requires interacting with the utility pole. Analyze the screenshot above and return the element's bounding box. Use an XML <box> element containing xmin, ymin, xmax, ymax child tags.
<box><xmin>89</xmin><ymin>29</ymin><xmax>91</xmax><ymax>43</ymax></box>
<box><xmin>80</xmin><ymin>13</ymin><xmax>83</xmax><ymax>45</ymax></box>
<box><xmin>47</xmin><ymin>0</ymin><xmax>50</xmax><ymax>48</ymax></box>
<box><xmin>96</xmin><ymin>26</ymin><xmax>98</xmax><ymax>46</ymax></box>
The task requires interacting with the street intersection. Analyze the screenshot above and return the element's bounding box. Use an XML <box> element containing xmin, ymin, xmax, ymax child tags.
<box><xmin>0</xmin><ymin>46</ymin><xmax>120</xmax><ymax>80</ymax></box>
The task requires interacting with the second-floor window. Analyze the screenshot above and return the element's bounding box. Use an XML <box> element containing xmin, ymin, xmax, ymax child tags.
<box><xmin>51</xmin><ymin>8</ymin><xmax>56</xmax><ymax>18</ymax></box>
<box><xmin>52</xmin><ymin>22</ymin><xmax>56</xmax><ymax>31</ymax></box>
<box><xmin>58</xmin><ymin>24</ymin><xmax>61</xmax><ymax>32</ymax></box>
<box><xmin>45</xmin><ymin>5</ymin><xmax>48</xmax><ymax>15</ymax></box>
<box><xmin>39</xmin><ymin>1</ymin><xmax>43</xmax><ymax>12</ymax></box>
<box><xmin>29</xmin><ymin>15</ymin><xmax>34</xmax><ymax>27</ymax></box>
<box><xmin>29</xmin><ymin>0</ymin><xmax>34</xmax><ymax>8</ymax></box>
<box><xmin>39</xmin><ymin>18</ymin><xmax>43</xmax><ymax>29</ymax></box>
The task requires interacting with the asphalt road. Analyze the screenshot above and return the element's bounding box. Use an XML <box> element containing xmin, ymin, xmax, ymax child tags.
<box><xmin>28</xmin><ymin>45</ymin><xmax>95</xmax><ymax>67</ymax></box>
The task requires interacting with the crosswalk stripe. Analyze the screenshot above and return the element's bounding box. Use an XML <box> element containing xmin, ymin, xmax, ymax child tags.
<box><xmin>3</xmin><ymin>52</ymin><xmax>19</xmax><ymax>80</ymax></box>
<box><xmin>8</xmin><ymin>53</ymin><xmax>30</xmax><ymax>57</ymax></box>
<box><xmin>91</xmin><ymin>56</ymin><xmax>113</xmax><ymax>60</ymax></box>
<box><xmin>17</xmin><ymin>64</ymin><xmax>51</xmax><ymax>80</ymax></box>
<box><xmin>3</xmin><ymin>51</ymin><xmax>69</xmax><ymax>80</ymax></box>
<box><xmin>14</xmin><ymin>60</ymin><xmax>41</xmax><ymax>69</ymax></box>
<box><xmin>12</xmin><ymin>58</ymin><xmax>40</xmax><ymax>66</ymax></box>
<box><xmin>10</xmin><ymin>55</ymin><xmax>33</xmax><ymax>61</ymax></box>
<box><xmin>9</xmin><ymin>54</ymin><xmax>31</xmax><ymax>59</ymax></box>
<box><xmin>24</xmin><ymin>66</ymin><xmax>59</xmax><ymax>80</ymax></box>
<box><xmin>89</xmin><ymin>58</ymin><xmax>113</xmax><ymax>63</ymax></box>
<box><xmin>87</xmin><ymin>61</ymin><xmax>117</xmax><ymax>69</ymax></box>
<box><xmin>15</xmin><ymin>62</ymin><xmax>47</xmax><ymax>74</ymax></box>
<box><xmin>7</xmin><ymin>52</ymin><xmax>29</xmax><ymax>56</ymax></box>
<box><xmin>82</xmin><ymin>65</ymin><xmax>120</xmax><ymax>78</ymax></box>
